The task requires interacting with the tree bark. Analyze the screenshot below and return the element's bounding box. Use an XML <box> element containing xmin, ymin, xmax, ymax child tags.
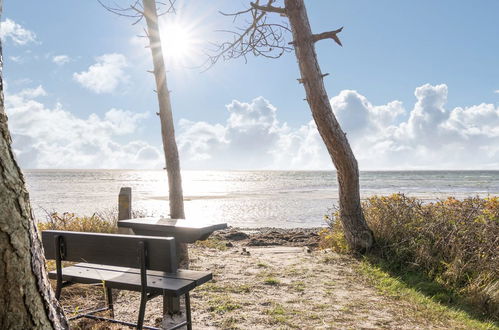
<box><xmin>284</xmin><ymin>0</ymin><xmax>374</xmax><ymax>251</ymax></box>
<box><xmin>142</xmin><ymin>0</ymin><xmax>185</xmax><ymax>220</ymax></box>
<box><xmin>142</xmin><ymin>0</ymin><xmax>189</xmax><ymax>285</ymax></box>
<box><xmin>0</xmin><ymin>3</ymin><xmax>69</xmax><ymax>328</ymax></box>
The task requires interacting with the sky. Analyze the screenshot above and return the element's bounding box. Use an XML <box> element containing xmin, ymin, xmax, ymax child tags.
<box><xmin>2</xmin><ymin>0</ymin><xmax>499</xmax><ymax>170</ymax></box>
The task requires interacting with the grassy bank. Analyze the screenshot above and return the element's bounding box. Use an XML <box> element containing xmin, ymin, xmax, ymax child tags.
<box><xmin>37</xmin><ymin>212</ymin><xmax>119</xmax><ymax>233</ymax></box>
<box><xmin>321</xmin><ymin>194</ymin><xmax>499</xmax><ymax>321</ymax></box>
<box><xmin>37</xmin><ymin>197</ymin><xmax>498</xmax><ymax>327</ymax></box>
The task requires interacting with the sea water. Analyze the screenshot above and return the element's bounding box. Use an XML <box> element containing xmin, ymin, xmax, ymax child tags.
<box><xmin>24</xmin><ymin>170</ymin><xmax>499</xmax><ymax>228</ymax></box>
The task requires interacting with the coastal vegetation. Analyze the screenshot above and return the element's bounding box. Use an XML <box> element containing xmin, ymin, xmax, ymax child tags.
<box><xmin>44</xmin><ymin>220</ymin><xmax>497</xmax><ymax>329</ymax></box>
<box><xmin>320</xmin><ymin>194</ymin><xmax>499</xmax><ymax>320</ymax></box>
<box><xmin>34</xmin><ymin>203</ymin><xmax>498</xmax><ymax>328</ymax></box>
<box><xmin>37</xmin><ymin>212</ymin><xmax>118</xmax><ymax>233</ymax></box>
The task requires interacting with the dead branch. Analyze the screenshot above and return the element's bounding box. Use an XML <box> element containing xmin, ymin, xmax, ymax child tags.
<box><xmin>311</xmin><ymin>27</ymin><xmax>344</xmax><ymax>46</ymax></box>
<box><xmin>97</xmin><ymin>0</ymin><xmax>176</xmax><ymax>24</ymax></box>
<box><xmin>206</xmin><ymin>0</ymin><xmax>292</xmax><ymax>68</ymax></box>
<box><xmin>250</xmin><ymin>2</ymin><xmax>286</xmax><ymax>15</ymax></box>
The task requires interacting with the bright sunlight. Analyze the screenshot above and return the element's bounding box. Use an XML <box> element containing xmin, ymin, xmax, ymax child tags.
<box><xmin>160</xmin><ymin>20</ymin><xmax>197</xmax><ymax>64</ymax></box>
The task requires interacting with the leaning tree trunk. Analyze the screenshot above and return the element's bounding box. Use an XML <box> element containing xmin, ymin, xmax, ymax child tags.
<box><xmin>142</xmin><ymin>0</ymin><xmax>185</xmax><ymax>220</ymax></box>
<box><xmin>0</xmin><ymin>3</ymin><xmax>69</xmax><ymax>328</ymax></box>
<box><xmin>285</xmin><ymin>0</ymin><xmax>373</xmax><ymax>251</ymax></box>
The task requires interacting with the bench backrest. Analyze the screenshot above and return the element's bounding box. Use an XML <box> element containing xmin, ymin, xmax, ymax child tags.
<box><xmin>42</xmin><ymin>230</ymin><xmax>177</xmax><ymax>273</ymax></box>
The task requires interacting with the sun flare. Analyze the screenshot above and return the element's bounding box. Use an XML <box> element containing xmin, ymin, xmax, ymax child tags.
<box><xmin>160</xmin><ymin>21</ymin><xmax>196</xmax><ymax>63</ymax></box>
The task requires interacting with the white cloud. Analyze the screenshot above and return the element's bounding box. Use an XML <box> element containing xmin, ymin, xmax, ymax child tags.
<box><xmin>9</xmin><ymin>56</ymin><xmax>22</xmax><ymax>63</ymax></box>
<box><xmin>495</xmin><ymin>90</ymin><xmax>499</xmax><ymax>94</ymax></box>
<box><xmin>330</xmin><ymin>84</ymin><xmax>499</xmax><ymax>169</ymax></box>
<box><xmin>0</xmin><ymin>18</ymin><xmax>37</xmax><ymax>45</ymax></box>
<box><xmin>52</xmin><ymin>55</ymin><xmax>70</xmax><ymax>65</ymax></box>
<box><xmin>5</xmin><ymin>85</ymin><xmax>161</xmax><ymax>169</ymax></box>
<box><xmin>6</xmin><ymin>83</ymin><xmax>498</xmax><ymax>170</ymax></box>
<box><xmin>73</xmin><ymin>53</ymin><xmax>128</xmax><ymax>94</ymax></box>
<box><xmin>178</xmin><ymin>85</ymin><xmax>499</xmax><ymax>170</ymax></box>
<box><xmin>178</xmin><ymin>97</ymin><xmax>331</xmax><ymax>170</ymax></box>
<box><xmin>18</xmin><ymin>85</ymin><xmax>46</xmax><ymax>98</ymax></box>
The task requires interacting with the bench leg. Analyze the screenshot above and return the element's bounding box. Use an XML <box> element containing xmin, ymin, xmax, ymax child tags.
<box><xmin>163</xmin><ymin>291</ymin><xmax>180</xmax><ymax>314</ymax></box>
<box><xmin>105</xmin><ymin>286</ymin><xmax>114</xmax><ymax>318</ymax></box>
<box><xmin>137</xmin><ymin>292</ymin><xmax>148</xmax><ymax>330</ymax></box>
<box><xmin>185</xmin><ymin>293</ymin><xmax>192</xmax><ymax>330</ymax></box>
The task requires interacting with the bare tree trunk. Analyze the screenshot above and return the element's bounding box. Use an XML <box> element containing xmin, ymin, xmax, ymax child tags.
<box><xmin>0</xmin><ymin>3</ymin><xmax>69</xmax><ymax>328</ymax></box>
<box><xmin>285</xmin><ymin>0</ymin><xmax>373</xmax><ymax>251</ymax></box>
<box><xmin>142</xmin><ymin>0</ymin><xmax>185</xmax><ymax>220</ymax></box>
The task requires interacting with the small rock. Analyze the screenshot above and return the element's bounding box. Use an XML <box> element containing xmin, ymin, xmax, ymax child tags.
<box><xmin>226</xmin><ymin>242</ymin><xmax>234</xmax><ymax>247</ymax></box>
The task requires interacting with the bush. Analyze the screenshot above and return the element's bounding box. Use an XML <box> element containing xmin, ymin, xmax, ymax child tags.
<box><xmin>37</xmin><ymin>212</ymin><xmax>118</xmax><ymax>233</ymax></box>
<box><xmin>321</xmin><ymin>194</ymin><xmax>499</xmax><ymax>319</ymax></box>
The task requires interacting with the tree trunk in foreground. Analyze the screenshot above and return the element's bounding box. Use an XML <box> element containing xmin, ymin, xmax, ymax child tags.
<box><xmin>142</xmin><ymin>0</ymin><xmax>185</xmax><ymax>220</ymax></box>
<box><xmin>0</xmin><ymin>3</ymin><xmax>69</xmax><ymax>327</ymax></box>
<box><xmin>285</xmin><ymin>0</ymin><xmax>374</xmax><ymax>251</ymax></box>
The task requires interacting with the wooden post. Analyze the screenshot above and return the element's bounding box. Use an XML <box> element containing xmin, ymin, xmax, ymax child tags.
<box><xmin>118</xmin><ymin>187</ymin><xmax>133</xmax><ymax>234</ymax></box>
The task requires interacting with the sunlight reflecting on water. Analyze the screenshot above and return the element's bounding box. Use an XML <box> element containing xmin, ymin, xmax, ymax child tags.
<box><xmin>24</xmin><ymin>170</ymin><xmax>499</xmax><ymax>228</ymax></box>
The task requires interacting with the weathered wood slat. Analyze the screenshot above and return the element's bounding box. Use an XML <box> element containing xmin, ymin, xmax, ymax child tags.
<box><xmin>42</xmin><ymin>230</ymin><xmax>177</xmax><ymax>273</ymax></box>
<box><xmin>74</xmin><ymin>263</ymin><xmax>212</xmax><ymax>286</ymax></box>
<box><xmin>48</xmin><ymin>266</ymin><xmax>195</xmax><ymax>296</ymax></box>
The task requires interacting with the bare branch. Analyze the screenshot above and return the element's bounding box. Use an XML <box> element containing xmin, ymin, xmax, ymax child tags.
<box><xmin>97</xmin><ymin>0</ymin><xmax>176</xmax><ymax>20</ymax></box>
<box><xmin>206</xmin><ymin>0</ymin><xmax>292</xmax><ymax>69</ymax></box>
<box><xmin>250</xmin><ymin>2</ymin><xmax>286</xmax><ymax>15</ymax></box>
<box><xmin>311</xmin><ymin>27</ymin><xmax>344</xmax><ymax>46</ymax></box>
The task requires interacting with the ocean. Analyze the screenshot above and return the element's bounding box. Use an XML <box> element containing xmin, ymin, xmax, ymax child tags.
<box><xmin>24</xmin><ymin>170</ymin><xmax>499</xmax><ymax>228</ymax></box>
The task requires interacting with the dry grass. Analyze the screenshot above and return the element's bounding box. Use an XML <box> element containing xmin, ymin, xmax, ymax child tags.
<box><xmin>37</xmin><ymin>212</ymin><xmax>118</xmax><ymax>233</ymax></box>
<box><xmin>321</xmin><ymin>194</ymin><xmax>499</xmax><ymax>320</ymax></box>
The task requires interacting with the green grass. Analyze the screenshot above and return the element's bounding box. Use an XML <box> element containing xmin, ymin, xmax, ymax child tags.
<box><xmin>263</xmin><ymin>277</ymin><xmax>281</xmax><ymax>286</ymax></box>
<box><xmin>265</xmin><ymin>304</ymin><xmax>299</xmax><ymax>328</ymax></box>
<box><xmin>358</xmin><ymin>259</ymin><xmax>498</xmax><ymax>330</ymax></box>
<box><xmin>321</xmin><ymin>194</ymin><xmax>499</xmax><ymax>319</ymax></box>
<box><xmin>291</xmin><ymin>280</ymin><xmax>305</xmax><ymax>292</ymax></box>
<box><xmin>207</xmin><ymin>296</ymin><xmax>241</xmax><ymax>314</ymax></box>
<box><xmin>194</xmin><ymin>237</ymin><xmax>228</xmax><ymax>251</ymax></box>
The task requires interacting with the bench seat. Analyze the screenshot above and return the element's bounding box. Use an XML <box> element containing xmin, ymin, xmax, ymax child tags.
<box><xmin>48</xmin><ymin>263</ymin><xmax>212</xmax><ymax>296</ymax></box>
<box><xmin>42</xmin><ymin>230</ymin><xmax>212</xmax><ymax>329</ymax></box>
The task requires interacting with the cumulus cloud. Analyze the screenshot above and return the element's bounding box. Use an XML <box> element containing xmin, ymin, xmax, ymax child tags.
<box><xmin>52</xmin><ymin>55</ymin><xmax>70</xmax><ymax>65</ymax></box>
<box><xmin>0</xmin><ymin>18</ymin><xmax>37</xmax><ymax>45</ymax></box>
<box><xmin>5</xmin><ymin>86</ymin><xmax>162</xmax><ymax>169</ymax></box>
<box><xmin>178</xmin><ymin>97</ymin><xmax>331</xmax><ymax>170</ymax></box>
<box><xmin>6</xmin><ymin>83</ymin><xmax>497</xmax><ymax>170</ymax></box>
<box><xmin>73</xmin><ymin>53</ymin><xmax>128</xmax><ymax>94</ymax></box>
<box><xmin>331</xmin><ymin>84</ymin><xmax>499</xmax><ymax>169</ymax></box>
<box><xmin>178</xmin><ymin>85</ymin><xmax>499</xmax><ymax>170</ymax></box>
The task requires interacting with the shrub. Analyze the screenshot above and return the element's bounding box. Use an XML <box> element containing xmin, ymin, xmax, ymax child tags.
<box><xmin>37</xmin><ymin>212</ymin><xmax>118</xmax><ymax>233</ymax></box>
<box><xmin>321</xmin><ymin>194</ymin><xmax>499</xmax><ymax>319</ymax></box>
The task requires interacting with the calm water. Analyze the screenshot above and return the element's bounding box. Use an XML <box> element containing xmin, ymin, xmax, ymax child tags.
<box><xmin>24</xmin><ymin>170</ymin><xmax>499</xmax><ymax>228</ymax></box>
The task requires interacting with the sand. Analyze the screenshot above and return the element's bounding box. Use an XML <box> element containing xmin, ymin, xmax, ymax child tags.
<box><xmin>60</xmin><ymin>228</ymin><xmax>480</xmax><ymax>329</ymax></box>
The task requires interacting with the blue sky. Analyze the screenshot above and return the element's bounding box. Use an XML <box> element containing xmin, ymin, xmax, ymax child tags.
<box><xmin>2</xmin><ymin>0</ymin><xmax>499</xmax><ymax>170</ymax></box>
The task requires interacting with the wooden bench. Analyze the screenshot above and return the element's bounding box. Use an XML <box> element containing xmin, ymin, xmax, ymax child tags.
<box><xmin>42</xmin><ymin>230</ymin><xmax>212</xmax><ymax>330</ymax></box>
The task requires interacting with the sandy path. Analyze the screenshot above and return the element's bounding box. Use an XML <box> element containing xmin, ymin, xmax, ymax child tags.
<box><xmin>75</xmin><ymin>244</ymin><xmax>455</xmax><ymax>329</ymax></box>
<box><xmin>63</xmin><ymin>230</ymin><xmax>481</xmax><ymax>329</ymax></box>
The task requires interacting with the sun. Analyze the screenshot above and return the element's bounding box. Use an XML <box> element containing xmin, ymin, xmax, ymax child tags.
<box><xmin>160</xmin><ymin>20</ymin><xmax>197</xmax><ymax>64</ymax></box>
